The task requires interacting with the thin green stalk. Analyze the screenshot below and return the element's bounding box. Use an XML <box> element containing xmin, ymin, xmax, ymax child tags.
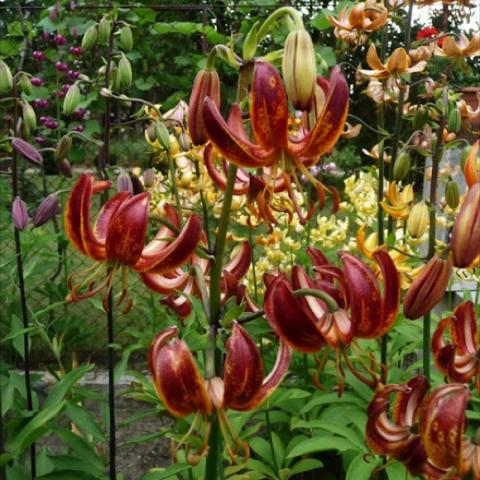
<box><xmin>168</xmin><ymin>155</ymin><xmax>182</xmax><ymax>223</ymax></box>
<box><xmin>194</xmin><ymin>160</ymin><xmax>211</xmax><ymax>249</ymax></box>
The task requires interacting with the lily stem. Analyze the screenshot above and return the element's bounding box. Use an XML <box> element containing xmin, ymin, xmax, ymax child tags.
<box><xmin>107</xmin><ymin>293</ymin><xmax>116</xmax><ymax>480</ymax></box>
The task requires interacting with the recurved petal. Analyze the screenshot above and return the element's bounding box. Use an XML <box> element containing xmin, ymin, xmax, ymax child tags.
<box><xmin>140</xmin><ymin>268</ymin><xmax>191</xmax><ymax>294</ymax></box>
<box><xmin>264</xmin><ymin>276</ymin><xmax>326</xmax><ymax>353</ymax></box>
<box><xmin>224</xmin><ymin>241</ymin><xmax>252</xmax><ymax>279</ymax></box>
<box><xmin>134</xmin><ymin>214</ymin><xmax>202</xmax><ymax>273</ymax></box>
<box><xmin>366</xmin><ymin>43</ymin><xmax>386</xmax><ymax>71</ymax></box>
<box><xmin>452</xmin><ymin>301</ymin><xmax>478</xmax><ymax>355</ymax></box>
<box><xmin>420</xmin><ymin>383</ymin><xmax>470</xmax><ymax>471</ymax></box>
<box><xmin>95</xmin><ymin>192</ymin><xmax>131</xmax><ymax>242</ymax></box>
<box><xmin>386</xmin><ymin>48</ymin><xmax>410</xmax><ymax>73</ymax></box>
<box><xmin>202</xmin><ymin>98</ymin><xmax>276</xmax><ymax>168</ymax></box>
<box><xmin>432</xmin><ymin>316</ymin><xmax>455</xmax><ymax>377</ymax></box>
<box><xmin>149</xmin><ymin>327</ymin><xmax>211</xmax><ymax>416</ymax></box>
<box><xmin>392</xmin><ymin>375</ymin><xmax>429</xmax><ymax>427</ymax></box>
<box><xmin>250</xmin><ymin>61</ymin><xmax>289</xmax><ymax>150</ymax></box>
<box><xmin>441</xmin><ymin>36</ymin><xmax>464</xmax><ymax>56</ymax></box>
<box><xmin>105</xmin><ymin>192</ymin><xmax>150</xmax><ymax>266</ymax></box>
<box><xmin>289</xmin><ymin>67</ymin><xmax>349</xmax><ymax>159</ymax></box>
<box><xmin>223</xmin><ymin>322</ymin><xmax>264</xmax><ymax>411</ymax></box>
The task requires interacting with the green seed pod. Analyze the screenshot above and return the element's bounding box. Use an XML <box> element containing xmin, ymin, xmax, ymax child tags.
<box><xmin>412</xmin><ymin>106</ymin><xmax>428</xmax><ymax>130</ymax></box>
<box><xmin>117</xmin><ymin>54</ymin><xmax>132</xmax><ymax>89</ymax></box>
<box><xmin>81</xmin><ymin>25</ymin><xmax>98</xmax><ymax>51</ymax></box>
<box><xmin>242</xmin><ymin>21</ymin><xmax>259</xmax><ymax>62</ymax></box>
<box><xmin>154</xmin><ymin>122</ymin><xmax>171</xmax><ymax>152</ymax></box>
<box><xmin>0</xmin><ymin>60</ymin><xmax>13</xmax><ymax>95</ymax></box>
<box><xmin>447</xmin><ymin>108</ymin><xmax>462</xmax><ymax>134</ymax></box>
<box><xmin>55</xmin><ymin>135</ymin><xmax>73</xmax><ymax>160</ymax></box>
<box><xmin>22</xmin><ymin>101</ymin><xmax>37</xmax><ymax>132</ymax></box>
<box><xmin>393</xmin><ymin>151</ymin><xmax>411</xmax><ymax>181</ymax></box>
<box><xmin>119</xmin><ymin>26</ymin><xmax>133</xmax><ymax>52</ymax></box>
<box><xmin>19</xmin><ymin>74</ymin><xmax>32</xmax><ymax>95</ymax></box>
<box><xmin>445</xmin><ymin>180</ymin><xmax>460</xmax><ymax>209</ymax></box>
<box><xmin>98</xmin><ymin>17</ymin><xmax>112</xmax><ymax>45</ymax></box>
<box><xmin>63</xmin><ymin>83</ymin><xmax>81</xmax><ymax>116</ymax></box>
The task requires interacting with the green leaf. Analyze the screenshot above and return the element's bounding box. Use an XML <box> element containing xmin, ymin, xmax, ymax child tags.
<box><xmin>346</xmin><ymin>453</ymin><xmax>381</xmax><ymax>480</ymax></box>
<box><xmin>37</xmin><ymin>471</ymin><xmax>100</xmax><ymax>480</ymax></box>
<box><xmin>311</xmin><ymin>11</ymin><xmax>331</xmax><ymax>31</ymax></box>
<box><xmin>0</xmin><ymin>39</ymin><xmax>21</xmax><ymax>57</ymax></box>
<box><xmin>44</xmin><ymin>365</ymin><xmax>93</xmax><ymax>408</ymax></box>
<box><xmin>114</xmin><ymin>343</ymin><xmax>141</xmax><ymax>383</ymax></box>
<box><xmin>7</xmin><ymin>401</ymin><xmax>65</xmax><ymax>455</ymax></box>
<box><xmin>287</xmin><ymin>435</ymin><xmax>356</xmax><ymax>458</ymax></box>
<box><xmin>271</xmin><ymin>431</ymin><xmax>285</xmax><ymax>470</ymax></box>
<box><xmin>140</xmin><ymin>464</ymin><xmax>192</xmax><ymax>479</ymax></box>
<box><xmin>250</xmin><ymin>437</ymin><xmax>275</xmax><ymax>468</ymax></box>
<box><xmin>65</xmin><ymin>401</ymin><xmax>106</xmax><ymax>442</ymax></box>
<box><xmin>289</xmin><ymin>458</ymin><xmax>323</xmax><ymax>476</ymax></box>
<box><xmin>47</xmin><ymin>454</ymin><xmax>107</xmax><ymax>478</ymax></box>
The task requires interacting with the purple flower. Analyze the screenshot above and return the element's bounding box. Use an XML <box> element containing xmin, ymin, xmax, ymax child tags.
<box><xmin>31</xmin><ymin>77</ymin><xmax>44</xmax><ymax>87</ymax></box>
<box><xmin>32</xmin><ymin>194</ymin><xmax>60</xmax><ymax>227</ymax></box>
<box><xmin>12</xmin><ymin>196</ymin><xmax>29</xmax><ymax>230</ymax></box>
<box><xmin>68</xmin><ymin>70</ymin><xmax>80</xmax><ymax>80</ymax></box>
<box><xmin>43</xmin><ymin>31</ymin><xmax>51</xmax><ymax>42</ymax></box>
<box><xmin>32</xmin><ymin>50</ymin><xmax>47</xmax><ymax>61</ymax></box>
<box><xmin>35</xmin><ymin>136</ymin><xmax>46</xmax><ymax>145</ymax></box>
<box><xmin>72</xmin><ymin>124</ymin><xmax>85</xmax><ymax>133</ymax></box>
<box><xmin>54</xmin><ymin>34</ymin><xmax>67</xmax><ymax>46</ymax></box>
<box><xmin>323</xmin><ymin>162</ymin><xmax>337</xmax><ymax>172</ymax></box>
<box><xmin>72</xmin><ymin>107</ymin><xmax>86</xmax><ymax>120</ymax></box>
<box><xmin>70</xmin><ymin>26</ymin><xmax>78</xmax><ymax>38</ymax></box>
<box><xmin>49</xmin><ymin>7</ymin><xmax>59</xmax><ymax>22</ymax></box>
<box><xmin>309</xmin><ymin>166</ymin><xmax>320</xmax><ymax>177</ymax></box>
<box><xmin>69</xmin><ymin>46</ymin><xmax>83</xmax><ymax>56</ymax></box>
<box><xmin>55</xmin><ymin>61</ymin><xmax>69</xmax><ymax>73</ymax></box>
<box><xmin>33</xmin><ymin>98</ymin><xmax>49</xmax><ymax>109</ymax></box>
<box><xmin>40</xmin><ymin>116</ymin><xmax>59</xmax><ymax>129</ymax></box>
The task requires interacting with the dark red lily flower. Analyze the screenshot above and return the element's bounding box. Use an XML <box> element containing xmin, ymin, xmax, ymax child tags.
<box><xmin>64</xmin><ymin>173</ymin><xmax>202</xmax><ymax>309</ymax></box>
<box><xmin>366</xmin><ymin>376</ymin><xmax>448</xmax><ymax>478</ymax></box>
<box><xmin>432</xmin><ymin>301</ymin><xmax>480</xmax><ymax>392</ymax></box>
<box><xmin>420</xmin><ymin>383</ymin><xmax>478</xmax><ymax>479</ymax></box>
<box><xmin>202</xmin><ymin>61</ymin><xmax>348</xmax><ymax>224</ymax></box>
<box><xmin>149</xmin><ymin>322</ymin><xmax>291</xmax><ymax>462</ymax></box>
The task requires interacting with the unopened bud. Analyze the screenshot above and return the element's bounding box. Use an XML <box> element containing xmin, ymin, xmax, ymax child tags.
<box><xmin>117</xmin><ymin>54</ymin><xmax>132</xmax><ymax>89</ymax></box>
<box><xmin>145</xmin><ymin>124</ymin><xmax>156</xmax><ymax>143</ymax></box>
<box><xmin>98</xmin><ymin>17</ymin><xmax>112</xmax><ymax>44</ymax></box>
<box><xmin>117</xmin><ymin>171</ymin><xmax>133</xmax><ymax>194</ymax></box>
<box><xmin>447</xmin><ymin>108</ymin><xmax>462</xmax><ymax>133</ymax></box>
<box><xmin>12</xmin><ymin>138</ymin><xmax>43</xmax><ymax>165</ymax></box>
<box><xmin>32</xmin><ymin>193</ymin><xmax>59</xmax><ymax>227</ymax></box>
<box><xmin>412</xmin><ymin>106</ymin><xmax>429</xmax><ymax>130</ymax></box>
<box><xmin>242</xmin><ymin>21</ymin><xmax>259</xmax><ymax>62</ymax></box>
<box><xmin>188</xmin><ymin>68</ymin><xmax>220</xmax><ymax>145</ymax></box>
<box><xmin>392</xmin><ymin>152</ymin><xmax>411</xmax><ymax>181</ymax></box>
<box><xmin>22</xmin><ymin>101</ymin><xmax>37</xmax><ymax>133</ymax></box>
<box><xmin>12</xmin><ymin>196</ymin><xmax>29</xmax><ymax>230</ymax></box>
<box><xmin>57</xmin><ymin>158</ymin><xmax>72</xmax><ymax>177</ymax></box>
<box><xmin>100</xmin><ymin>87</ymin><xmax>112</xmax><ymax>97</ymax></box>
<box><xmin>118</xmin><ymin>94</ymin><xmax>131</xmax><ymax>108</ymax></box>
<box><xmin>55</xmin><ymin>135</ymin><xmax>73</xmax><ymax>160</ymax></box>
<box><xmin>143</xmin><ymin>168</ymin><xmax>155</xmax><ymax>188</ymax></box>
<box><xmin>0</xmin><ymin>60</ymin><xmax>13</xmax><ymax>95</ymax></box>
<box><xmin>19</xmin><ymin>74</ymin><xmax>32</xmax><ymax>95</ymax></box>
<box><xmin>445</xmin><ymin>180</ymin><xmax>459</xmax><ymax>209</ymax></box>
<box><xmin>154</xmin><ymin>122</ymin><xmax>171</xmax><ymax>151</ymax></box>
<box><xmin>463</xmin><ymin>141</ymin><xmax>479</xmax><ymax>188</ymax></box>
<box><xmin>178</xmin><ymin>131</ymin><xmax>191</xmax><ymax>152</ymax></box>
<box><xmin>407</xmin><ymin>201</ymin><xmax>429</xmax><ymax>238</ymax></box>
<box><xmin>119</xmin><ymin>26</ymin><xmax>133</xmax><ymax>51</ymax></box>
<box><xmin>81</xmin><ymin>24</ymin><xmax>98</xmax><ymax>51</ymax></box>
<box><xmin>282</xmin><ymin>29</ymin><xmax>317</xmax><ymax>111</ymax></box>
<box><xmin>63</xmin><ymin>83</ymin><xmax>81</xmax><ymax>116</ymax></box>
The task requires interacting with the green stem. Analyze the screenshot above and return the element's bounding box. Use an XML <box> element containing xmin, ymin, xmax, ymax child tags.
<box><xmin>293</xmin><ymin>288</ymin><xmax>339</xmax><ymax>312</ymax></box>
<box><xmin>256</xmin><ymin>6</ymin><xmax>304</xmax><ymax>41</ymax></box>
<box><xmin>168</xmin><ymin>155</ymin><xmax>182</xmax><ymax>223</ymax></box>
<box><xmin>194</xmin><ymin>160</ymin><xmax>211</xmax><ymax>250</ymax></box>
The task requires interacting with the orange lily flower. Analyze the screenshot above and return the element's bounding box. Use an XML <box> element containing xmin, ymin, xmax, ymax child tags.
<box><xmin>464</xmin><ymin>141</ymin><xmax>479</xmax><ymax>187</ymax></box>
<box><xmin>64</xmin><ymin>173</ymin><xmax>203</xmax><ymax>310</ymax></box>
<box><xmin>381</xmin><ymin>182</ymin><xmax>414</xmax><ymax>219</ymax></box>
<box><xmin>435</xmin><ymin>34</ymin><xmax>480</xmax><ymax>57</ymax></box>
<box><xmin>149</xmin><ymin>322</ymin><xmax>291</xmax><ymax>462</ymax></box>
<box><xmin>359</xmin><ymin>44</ymin><xmax>427</xmax><ymax>79</ymax></box>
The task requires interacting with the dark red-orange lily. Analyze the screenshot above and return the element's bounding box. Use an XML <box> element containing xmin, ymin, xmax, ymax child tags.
<box><xmin>264</xmin><ymin>247</ymin><xmax>400</xmax><ymax>390</ymax></box>
<box><xmin>64</xmin><ymin>173</ymin><xmax>203</xmax><ymax>310</ymax></box>
<box><xmin>202</xmin><ymin>61</ymin><xmax>349</xmax><ymax>224</ymax></box>
<box><xmin>432</xmin><ymin>301</ymin><xmax>480</xmax><ymax>392</ymax></box>
<box><xmin>149</xmin><ymin>322</ymin><xmax>291</xmax><ymax>462</ymax></box>
<box><xmin>366</xmin><ymin>376</ymin><xmax>448</xmax><ymax>478</ymax></box>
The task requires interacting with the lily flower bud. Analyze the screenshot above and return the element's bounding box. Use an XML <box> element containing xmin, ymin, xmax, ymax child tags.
<box><xmin>19</xmin><ymin>73</ymin><xmax>32</xmax><ymax>95</ymax></box>
<box><xmin>188</xmin><ymin>68</ymin><xmax>220</xmax><ymax>145</ymax></box>
<box><xmin>33</xmin><ymin>193</ymin><xmax>60</xmax><ymax>227</ymax></box>
<box><xmin>55</xmin><ymin>135</ymin><xmax>73</xmax><ymax>160</ymax></box>
<box><xmin>57</xmin><ymin>158</ymin><xmax>72</xmax><ymax>177</ymax></box>
<box><xmin>81</xmin><ymin>24</ymin><xmax>98</xmax><ymax>51</ymax></box>
<box><xmin>451</xmin><ymin>183</ymin><xmax>480</xmax><ymax>268</ymax></box>
<box><xmin>242</xmin><ymin>21</ymin><xmax>259</xmax><ymax>62</ymax></box>
<box><xmin>63</xmin><ymin>83</ymin><xmax>81</xmax><ymax>116</ymax></box>
<box><xmin>143</xmin><ymin>169</ymin><xmax>155</xmax><ymax>188</ymax></box>
<box><xmin>178</xmin><ymin>131</ymin><xmax>191</xmax><ymax>152</ymax></box>
<box><xmin>447</xmin><ymin>107</ymin><xmax>462</xmax><ymax>133</ymax></box>
<box><xmin>12</xmin><ymin>196</ymin><xmax>29</xmax><ymax>230</ymax></box>
<box><xmin>404</xmin><ymin>254</ymin><xmax>453</xmax><ymax>320</ymax></box>
<box><xmin>282</xmin><ymin>29</ymin><xmax>317</xmax><ymax>111</ymax></box>
<box><xmin>12</xmin><ymin>138</ymin><xmax>43</xmax><ymax>165</ymax></box>
<box><xmin>154</xmin><ymin>122</ymin><xmax>171</xmax><ymax>152</ymax></box>
<box><xmin>445</xmin><ymin>180</ymin><xmax>459</xmax><ymax>209</ymax></box>
<box><xmin>117</xmin><ymin>171</ymin><xmax>133</xmax><ymax>194</ymax></box>
<box><xmin>463</xmin><ymin>141</ymin><xmax>479</xmax><ymax>187</ymax></box>
<box><xmin>117</xmin><ymin>54</ymin><xmax>132</xmax><ymax>89</ymax></box>
<box><xmin>0</xmin><ymin>60</ymin><xmax>13</xmax><ymax>95</ymax></box>
<box><xmin>119</xmin><ymin>26</ymin><xmax>133</xmax><ymax>51</ymax></box>
<box><xmin>407</xmin><ymin>201</ymin><xmax>429</xmax><ymax>238</ymax></box>
<box><xmin>22</xmin><ymin>101</ymin><xmax>37</xmax><ymax>133</ymax></box>
<box><xmin>98</xmin><ymin>17</ymin><xmax>112</xmax><ymax>44</ymax></box>
<box><xmin>392</xmin><ymin>151</ymin><xmax>411</xmax><ymax>181</ymax></box>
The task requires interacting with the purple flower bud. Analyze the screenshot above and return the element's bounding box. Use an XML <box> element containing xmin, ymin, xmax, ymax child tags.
<box><xmin>32</xmin><ymin>194</ymin><xmax>59</xmax><ymax>227</ymax></box>
<box><xmin>69</xmin><ymin>46</ymin><xmax>83</xmax><ymax>56</ymax></box>
<box><xmin>12</xmin><ymin>196</ymin><xmax>29</xmax><ymax>230</ymax></box>
<box><xmin>72</xmin><ymin>124</ymin><xmax>85</xmax><ymax>132</ymax></box>
<box><xmin>68</xmin><ymin>70</ymin><xmax>80</xmax><ymax>80</ymax></box>
<box><xmin>12</xmin><ymin>138</ymin><xmax>43</xmax><ymax>165</ymax></box>
<box><xmin>49</xmin><ymin>7</ymin><xmax>58</xmax><ymax>22</ymax></box>
<box><xmin>46</xmin><ymin>119</ymin><xmax>59</xmax><ymax>130</ymax></box>
<box><xmin>70</xmin><ymin>26</ymin><xmax>78</xmax><ymax>38</ymax></box>
<box><xmin>34</xmin><ymin>98</ymin><xmax>49</xmax><ymax>109</ymax></box>
<box><xmin>72</xmin><ymin>107</ymin><xmax>86</xmax><ymax>120</ymax></box>
<box><xmin>32</xmin><ymin>50</ymin><xmax>47</xmax><ymax>61</ymax></box>
<box><xmin>323</xmin><ymin>162</ymin><xmax>336</xmax><ymax>172</ymax></box>
<box><xmin>55</xmin><ymin>61</ymin><xmax>69</xmax><ymax>73</ymax></box>
<box><xmin>35</xmin><ymin>136</ymin><xmax>46</xmax><ymax>145</ymax></box>
<box><xmin>31</xmin><ymin>77</ymin><xmax>44</xmax><ymax>87</ymax></box>
<box><xmin>310</xmin><ymin>166</ymin><xmax>319</xmax><ymax>177</ymax></box>
<box><xmin>117</xmin><ymin>171</ymin><xmax>133</xmax><ymax>194</ymax></box>
<box><xmin>58</xmin><ymin>83</ymin><xmax>71</xmax><ymax>98</ymax></box>
<box><xmin>54</xmin><ymin>34</ymin><xmax>67</xmax><ymax>46</ymax></box>
<box><xmin>43</xmin><ymin>31</ymin><xmax>51</xmax><ymax>42</ymax></box>
<box><xmin>300</xmin><ymin>174</ymin><xmax>307</xmax><ymax>183</ymax></box>
<box><xmin>57</xmin><ymin>158</ymin><xmax>72</xmax><ymax>177</ymax></box>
